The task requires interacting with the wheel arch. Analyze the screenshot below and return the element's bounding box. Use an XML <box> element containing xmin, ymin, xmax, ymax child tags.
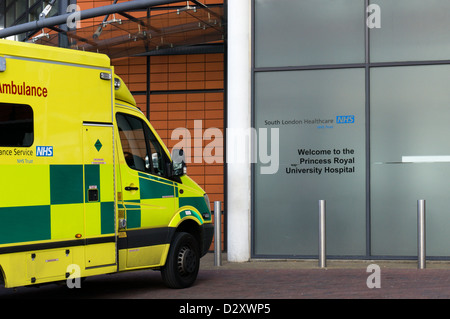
<box><xmin>175</xmin><ymin>219</ymin><xmax>202</xmax><ymax>251</ymax></box>
<box><xmin>0</xmin><ymin>264</ymin><xmax>6</xmax><ymax>287</ymax></box>
<box><xmin>169</xmin><ymin>206</ymin><xmax>204</xmax><ymax>244</ymax></box>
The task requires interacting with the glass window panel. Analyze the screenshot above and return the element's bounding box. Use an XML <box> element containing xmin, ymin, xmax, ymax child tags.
<box><xmin>371</xmin><ymin>66</ymin><xmax>450</xmax><ymax>163</ymax></box>
<box><xmin>29</xmin><ymin>4</ymin><xmax>42</xmax><ymax>22</ymax></box>
<box><xmin>116</xmin><ymin>113</ymin><xmax>168</xmax><ymax>177</ymax></box>
<box><xmin>15</xmin><ymin>0</ymin><xmax>27</xmax><ymax>20</ymax></box>
<box><xmin>370</xmin><ymin>0</ymin><xmax>450</xmax><ymax>62</ymax></box>
<box><xmin>254</xmin><ymin>68</ymin><xmax>366</xmax><ymax>256</ymax></box>
<box><xmin>5</xmin><ymin>4</ymin><xmax>13</xmax><ymax>27</ymax></box>
<box><xmin>371</xmin><ymin>164</ymin><xmax>450</xmax><ymax>256</ymax></box>
<box><xmin>255</xmin><ymin>0</ymin><xmax>365</xmax><ymax>68</ymax></box>
<box><xmin>116</xmin><ymin>113</ymin><xmax>149</xmax><ymax>173</ymax></box>
<box><xmin>371</xmin><ymin>65</ymin><xmax>450</xmax><ymax>256</ymax></box>
<box><xmin>48</xmin><ymin>1</ymin><xmax>58</xmax><ymax>18</ymax></box>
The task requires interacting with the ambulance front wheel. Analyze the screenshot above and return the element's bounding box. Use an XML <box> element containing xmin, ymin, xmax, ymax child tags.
<box><xmin>161</xmin><ymin>232</ymin><xmax>200</xmax><ymax>289</ymax></box>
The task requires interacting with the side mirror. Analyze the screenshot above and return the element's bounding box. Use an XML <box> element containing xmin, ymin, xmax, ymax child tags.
<box><xmin>145</xmin><ymin>155</ymin><xmax>151</xmax><ymax>171</ymax></box>
<box><xmin>152</xmin><ymin>152</ymin><xmax>160</xmax><ymax>172</ymax></box>
<box><xmin>171</xmin><ymin>148</ymin><xmax>186</xmax><ymax>176</ymax></box>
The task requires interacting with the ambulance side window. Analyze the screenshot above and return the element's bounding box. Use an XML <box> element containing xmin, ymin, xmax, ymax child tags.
<box><xmin>116</xmin><ymin>113</ymin><xmax>168</xmax><ymax>177</ymax></box>
<box><xmin>0</xmin><ymin>103</ymin><xmax>33</xmax><ymax>147</ymax></box>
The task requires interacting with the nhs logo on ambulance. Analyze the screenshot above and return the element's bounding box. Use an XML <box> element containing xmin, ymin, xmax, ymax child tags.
<box><xmin>336</xmin><ymin>115</ymin><xmax>355</xmax><ymax>124</ymax></box>
<box><xmin>36</xmin><ymin>146</ymin><xmax>53</xmax><ymax>157</ymax></box>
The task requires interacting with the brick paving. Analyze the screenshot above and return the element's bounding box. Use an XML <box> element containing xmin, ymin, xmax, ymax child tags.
<box><xmin>1</xmin><ymin>253</ymin><xmax>450</xmax><ymax>300</ymax></box>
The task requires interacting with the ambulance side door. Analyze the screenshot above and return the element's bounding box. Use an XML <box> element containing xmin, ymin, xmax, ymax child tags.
<box><xmin>115</xmin><ymin>111</ymin><xmax>176</xmax><ymax>268</ymax></box>
<box><xmin>82</xmin><ymin>123</ymin><xmax>117</xmax><ymax>269</ymax></box>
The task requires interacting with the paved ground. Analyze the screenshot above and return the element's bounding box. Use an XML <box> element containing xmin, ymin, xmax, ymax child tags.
<box><xmin>1</xmin><ymin>253</ymin><xmax>450</xmax><ymax>301</ymax></box>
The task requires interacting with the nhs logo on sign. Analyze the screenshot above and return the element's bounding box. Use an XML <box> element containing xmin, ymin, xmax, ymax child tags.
<box><xmin>36</xmin><ymin>146</ymin><xmax>53</xmax><ymax>157</ymax></box>
<box><xmin>336</xmin><ymin>115</ymin><xmax>355</xmax><ymax>124</ymax></box>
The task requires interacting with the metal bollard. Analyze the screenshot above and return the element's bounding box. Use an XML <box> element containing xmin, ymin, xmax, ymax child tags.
<box><xmin>417</xmin><ymin>199</ymin><xmax>426</xmax><ymax>269</ymax></box>
<box><xmin>319</xmin><ymin>200</ymin><xmax>326</xmax><ymax>268</ymax></box>
<box><xmin>214</xmin><ymin>201</ymin><xmax>222</xmax><ymax>266</ymax></box>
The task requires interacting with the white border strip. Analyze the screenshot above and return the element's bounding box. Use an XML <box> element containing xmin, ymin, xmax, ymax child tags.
<box><xmin>402</xmin><ymin>156</ymin><xmax>450</xmax><ymax>163</ymax></box>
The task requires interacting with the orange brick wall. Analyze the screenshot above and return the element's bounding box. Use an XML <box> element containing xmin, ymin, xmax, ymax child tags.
<box><xmin>78</xmin><ymin>1</ymin><xmax>225</xmax><ymax>251</ymax></box>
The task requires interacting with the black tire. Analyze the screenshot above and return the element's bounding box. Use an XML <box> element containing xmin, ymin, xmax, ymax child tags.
<box><xmin>161</xmin><ymin>232</ymin><xmax>200</xmax><ymax>289</ymax></box>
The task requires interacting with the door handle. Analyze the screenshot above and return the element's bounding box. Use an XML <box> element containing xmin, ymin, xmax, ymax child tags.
<box><xmin>125</xmin><ymin>186</ymin><xmax>139</xmax><ymax>191</ymax></box>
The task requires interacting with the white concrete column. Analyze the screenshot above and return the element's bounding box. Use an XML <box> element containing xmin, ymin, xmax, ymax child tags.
<box><xmin>226</xmin><ymin>0</ymin><xmax>252</xmax><ymax>262</ymax></box>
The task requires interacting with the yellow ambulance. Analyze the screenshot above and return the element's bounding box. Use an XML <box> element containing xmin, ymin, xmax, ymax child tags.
<box><xmin>0</xmin><ymin>39</ymin><xmax>213</xmax><ymax>289</ymax></box>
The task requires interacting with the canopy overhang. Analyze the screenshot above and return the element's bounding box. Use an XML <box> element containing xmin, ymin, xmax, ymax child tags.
<box><xmin>1</xmin><ymin>1</ymin><xmax>224</xmax><ymax>59</ymax></box>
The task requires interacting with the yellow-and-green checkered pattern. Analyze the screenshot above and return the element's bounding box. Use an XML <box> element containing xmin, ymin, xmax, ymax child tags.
<box><xmin>0</xmin><ymin>164</ymin><xmax>114</xmax><ymax>246</ymax></box>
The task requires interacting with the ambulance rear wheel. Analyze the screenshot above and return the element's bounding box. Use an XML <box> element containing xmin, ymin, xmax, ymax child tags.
<box><xmin>161</xmin><ymin>232</ymin><xmax>200</xmax><ymax>289</ymax></box>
